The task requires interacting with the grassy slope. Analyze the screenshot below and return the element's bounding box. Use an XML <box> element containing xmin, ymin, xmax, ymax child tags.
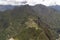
<box><xmin>0</xmin><ymin>5</ymin><xmax>56</xmax><ymax>40</ymax></box>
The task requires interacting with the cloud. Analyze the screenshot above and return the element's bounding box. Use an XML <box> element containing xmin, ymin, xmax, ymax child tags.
<box><xmin>0</xmin><ymin>0</ymin><xmax>60</xmax><ymax>6</ymax></box>
<box><xmin>0</xmin><ymin>0</ymin><xmax>25</xmax><ymax>5</ymax></box>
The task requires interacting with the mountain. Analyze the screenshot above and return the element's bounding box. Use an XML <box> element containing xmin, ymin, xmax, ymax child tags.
<box><xmin>31</xmin><ymin>4</ymin><xmax>60</xmax><ymax>31</ymax></box>
<box><xmin>0</xmin><ymin>5</ymin><xmax>15</xmax><ymax>11</ymax></box>
<box><xmin>0</xmin><ymin>4</ymin><xmax>59</xmax><ymax>40</ymax></box>
<box><xmin>49</xmin><ymin>5</ymin><xmax>60</xmax><ymax>11</ymax></box>
<box><xmin>0</xmin><ymin>0</ymin><xmax>60</xmax><ymax>12</ymax></box>
<box><xmin>0</xmin><ymin>4</ymin><xmax>60</xmax><ymax>12</ymax></box>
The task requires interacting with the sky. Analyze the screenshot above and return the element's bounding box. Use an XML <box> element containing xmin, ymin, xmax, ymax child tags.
<box><xmin>0</xmin><ymin>0</ymin><xmax>60</xmax><ymax>6</ymax></box>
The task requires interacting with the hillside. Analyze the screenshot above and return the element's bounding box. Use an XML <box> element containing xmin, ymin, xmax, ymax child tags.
<box><xmin>31</xmin><ymin>4</ymin><xmax>60</xmax><ymax>33</ymax></box>
<box><xmin>0</xmin><ymin>4</ymin><xmax>59</xmax><ymax>40</ymax></box>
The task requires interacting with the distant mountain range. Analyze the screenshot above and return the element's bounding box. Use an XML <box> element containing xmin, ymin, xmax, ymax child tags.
<box><xmin>0</xmin><ymin>4</ymin><xmax>60</xmax><ymax>11</ymax></box>
<box><xmin>0</xmin><ymin>5</ymin><xmax>15</xmax><ymax>11</ymax></box>
<box><xmin>49</xmin><ymin>5</ymin><xmax>60</xmax><ymax>11</ymax></box>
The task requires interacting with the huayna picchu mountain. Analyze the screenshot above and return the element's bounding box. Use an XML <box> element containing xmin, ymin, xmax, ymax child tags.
<box><xmin>0</xmin><ymin>4</ymin><xmax>60</xmax><ymax>40</ymax></box>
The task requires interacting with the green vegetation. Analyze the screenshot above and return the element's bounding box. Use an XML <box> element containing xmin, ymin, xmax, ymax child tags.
<box><xmin>0</xmin><ymin>5</ymin><xmax>57</xmax><ymax>40</ymax></box>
